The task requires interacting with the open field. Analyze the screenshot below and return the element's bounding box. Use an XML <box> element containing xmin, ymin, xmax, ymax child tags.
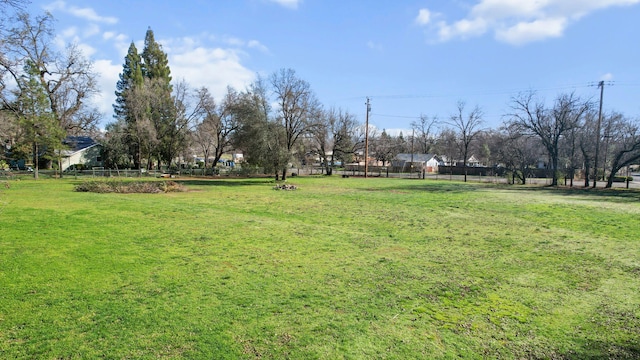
<box><xmin>0</xmin><ymin>177</ymin><xmax>639</xmax><ymax>359</ymax></box>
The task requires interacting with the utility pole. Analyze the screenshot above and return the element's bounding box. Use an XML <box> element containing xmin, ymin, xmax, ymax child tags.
<box><xmin>364</xmin><ymin>97</ymin><xmax>371</xmax><ymax>178</ymax></box>
<box><xmin>410</xmin><ymin>129</ymin><xmax>415</xmax><ymax>176</ymax></box>
<box><xmin>593</xmin><ymin>81</ymin><xmax>605</xmax><ymax>188</ymax></box>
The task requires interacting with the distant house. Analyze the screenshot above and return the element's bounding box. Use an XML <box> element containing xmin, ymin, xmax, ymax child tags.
<box><xmin>450</xmin><ymin>155</ymin><xmax>483</xmax><ymax>167</ymax></box>
<box><xmin>60</xmin><ymin>136</ymin><xmax>103</xmax><ymax>171</ymax></box>
<box><xmin>392</xmin><ymin>153</ymin><xmax>442</xmax><ymax>173</ymax></box>
<box><xmin>466</xmin><ymin>155</ymin><xmax>482</xmax><ymax>167</ymax></box>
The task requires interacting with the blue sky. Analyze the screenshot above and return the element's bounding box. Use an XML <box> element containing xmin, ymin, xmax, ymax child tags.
<box><xmin>26</xmin><ymin>0</ymin><xmax>640</xmax><ymax>133</ymax></box>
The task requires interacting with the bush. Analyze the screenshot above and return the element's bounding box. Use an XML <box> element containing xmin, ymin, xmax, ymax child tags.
<box><xmin>75</xmin><ymin>180</ymin><xmax>187</xmax><ymax>193</ymax></box>
<box><xmin>612</xmin><ymin>176</ymin><xmax>633</xmax><ymax>183</ymax></box>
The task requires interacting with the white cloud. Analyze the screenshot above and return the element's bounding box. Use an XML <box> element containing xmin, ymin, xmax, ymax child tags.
<box><xmin>495</xmin><ymin>17</ymin><xmax>567</xmax><ymax>45</ymax></box>
<box><xmin>247</xmin><ymin>40</ymin><xmax>269</xmax><ymax>53</ymax></box>
<box><xmin>91</xmin><ymin>59</ymin><xmax>122</xmax><ymax>117</ymax></box>
<box><xmin>91</xmin><ymin>42</ymin><xmax>257</xmax><ymax>123</ymax></box>
<box><xmin>601</xmin><ymin>73</ymin><xmax>614</xmax><ymax>81</ymax></box>
<box><xmin>269</xmin><ymin>0</ymin><xmax>301</xmax><ymax>9</ymax></box>
<box><xmin>416</xmin><ymin>0</ymin><xmax>640</xmax><ymax>45</ymax></box>
<box><xmin>438</xmin><ymin>17</ymin><xmax>488</xmax><ymax>41</ymax></box>
<box><xmin>415</xmin><ymin>9</ymin><xmax>432</xmax><ymax>25</ymax></box>
<box><xmin>45</xmin><ymin>1</ymin><xmax>118</xmax><ymax>24</ymax></box>
<box><xmin>169</xmin><ymin>45</ymin><xmax>256</xmax><ymax>100</ymax></box>
<box><xmin>42</xmin><ymin>3</ymin><xmax>262</xmax><ymax>131</ymax></box>
<box><xmin>83</xmin><ymin>24</ymin><xmax>101</xmax><ymax>38</ymax></box>
<box><xmin>76</xmin><ymin>42</ymin><xmax>97</xmax><ymax>58</ymax></box>
<box><xmin>103</xmin><ymin>31</ymin><xmax>116</xmax><ymax>40</ymax></box>
<box><xmin>61</xmin><ymin>26</ymin><xmax>78</xmax><ymax>39</ymax></box>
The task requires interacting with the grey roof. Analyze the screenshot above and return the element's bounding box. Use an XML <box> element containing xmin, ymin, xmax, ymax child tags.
<box><xmin>395</xmin><ymin>153</ymin><xmax>439</xmax><ymax>162</ymax></box>
<box><xmin>63</xmin><ymin>136</ymin><xmax>97</xmax><ymax>152</ymax></box>
<box><xmin>60</xmin><ymin>136</ymin><xmax>99</xmax><ymax>156</ymax></box>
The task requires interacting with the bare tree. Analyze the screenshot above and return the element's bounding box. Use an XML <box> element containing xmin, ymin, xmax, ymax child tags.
<box><xmin>270</xmin><ymin>68</ymin><xmax>322</xmax><ymax>180</ymax></box>
<box><xmin>508</xmin><ymin>92</ymin><xmax>590</xmax><ymax>186</ymax></box>
<box><xmin>561</xmin><ymin>125</ymin><xmax>581</xmax><ymax>187</ymax></box>
<box><xmin>1</xmin><ymin>13</ymin><xmax>100</xmax><ymax>134</ymax></box>
<box><xmin>494</xmin><ymin>125</ymin><xmax>542</xmax><ymax>184</ymax></box>
<box><xmin>448</xmin><ymin>101</ymin><xmax>483</xmax><ymax>182</ymax></box>
<box><xmin>191</xmin><ymin>86</ymin><xmax>243</xmax><ymax>171</ymax></box>
<box><xmin>604</xmin><ymin>115</ymin><xmax>640</xmax><ymax>188</ymax></box>
<box><xmin>166</xmin><ymin>79</ymin><xmax>200</xmax><ymax>168</ymax></box>
<box><xmin>577</xmin><ymin>110</ymin><xmax>599</xmax><ymax>187</ymax></box>
<box><xmin>1</xmin><ymin>12</ymin><xmax>99</xmax><ymax>176</ymax></box>
<box><xmin>0</xmin><ymin>0</ymin><xmax>28</xmax><ymax>33</ymax></box>
<box><xmin>309</xmin><ymin>109</ymin><xmax>332</xmax><ymax>174</ymax></box>
<box><xmin>433</xmin><ymin>128</ymin><xmax>458</xmax><ymax>178</ymax></box>
<box><xmin>331</xmin><ymin>109</ymin><xmax>360</xmax><ymax>167</ymax></box>
<box><xmin>411</xmin><ymin>114</ymin><xmax>438</xmax><ymax>154</ymax></box>
<box><xmin>371</xmin><ymin>129</ymin><xmax>398</xmax><ymax>167</ymax></box>
<box><xmin>310</xmin><ymin>107</ymin><xmax>359</xmax><ymax>174</ymax></box>
<box><xmin>190</xmin><ymin>88</ymin><xmax>217</xmax><ymax>170</ymax></box>
<box><xmin>0</xmin><ymin>0</ymin><xmax>26</xmax><ymax>9</ymax></box>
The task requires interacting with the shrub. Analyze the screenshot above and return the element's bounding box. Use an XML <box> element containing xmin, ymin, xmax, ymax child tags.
<box><xmin>75</xmin><ymin>180</ymin><xmax>187</xmax><ymax>193</ymax></box>
<box><xmin>612</xmin><ymin>176</ymin><xmax>633</xmax><ymax>183</ymax></box>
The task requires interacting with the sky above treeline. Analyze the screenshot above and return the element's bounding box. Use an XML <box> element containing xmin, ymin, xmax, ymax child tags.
<box><xmin>23</xmin><ymin>0</ymin><xmax>640</xmax><ymax>134</ymax></box>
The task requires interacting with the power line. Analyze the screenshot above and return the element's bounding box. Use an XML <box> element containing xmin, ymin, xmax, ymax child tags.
<box><xmin>337</xmin><ymin>82</ymin><xmax>605</xmax><ymax>103</ymax></box>
<box><xmin>343</xmin><ymin>81</ymin><xmax>628</xmax><ymax>129</ymax></box>
<box><xmin>368</xmin><ymin>83</ymin><xmax>595</xmax><ymax>101</ymax></box>
<box><xmin>371</xmin><ymin>113</ymin><xmax>421</xmax><ymax>119</ymax></box>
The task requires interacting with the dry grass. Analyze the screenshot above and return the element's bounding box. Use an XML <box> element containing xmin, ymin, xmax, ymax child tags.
<box><xmin>74</xmin><ymin>180</ymin><xmax>187</xmax><ymax>193</ymax></box>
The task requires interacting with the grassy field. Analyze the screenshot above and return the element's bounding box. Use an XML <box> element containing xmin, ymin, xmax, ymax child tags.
<box><xmin>0</xmin><ymin>176</ymin><xmax>639</xmax><ymax>359</ymax></box>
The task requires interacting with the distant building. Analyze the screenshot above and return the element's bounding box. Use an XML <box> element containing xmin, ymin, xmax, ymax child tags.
<box><xmin>60</xmin><ymin>136</ymin><xmax>103</xmax><ymax>171</ymax></box>
<box><xmin>392</xmin><ymin>154</ymin><xmax>442</xmax><ymax>173</ymax></box>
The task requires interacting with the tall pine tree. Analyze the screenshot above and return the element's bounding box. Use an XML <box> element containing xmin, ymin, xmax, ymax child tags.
<box><xmin>113</xmin><ymin>42</ymin><xmax>144</xmax><ymax>120</ymax></box>
<box><xmin>141</xmin><ymin>28</ymin><xmax>172</xmax><ymax>91</ymax></box>
<box><xmin>141</xmin><ymin>27</ymin><xmax>180</xmax><ymax>168</ymax></box>
<box><xmin>110</xmin><ymin>28</ymin><xmax>183</xmax><ymax>170</ymax></box>
<box><xmin>113</xmin><ymin>42</ymin><xmax>145</xmax><ymax>169</ymax></box>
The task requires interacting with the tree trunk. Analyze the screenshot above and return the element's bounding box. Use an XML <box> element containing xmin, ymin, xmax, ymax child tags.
<box><xmin>570</xmin><ymin>172</ymin><xmax>574</xmax><ymax>187</ymax></box>
<box><xmin>584</xmin><ymin>163</ymin><xmax>590</xmax><ymax>187</ymax></box>
<box><xmin>551</xmin><ymin>156</ymin><xmax>558</xmax><ymax>186</ymax></box>
<box><xmin>33</xmin><ymin>142</ymin><xmax>39</xmax><ymax>180</ymax></box>
<box><xmin>606</xmin><ymin>175</ymin><xmax>614</xmax><ymax>189</ymax></box>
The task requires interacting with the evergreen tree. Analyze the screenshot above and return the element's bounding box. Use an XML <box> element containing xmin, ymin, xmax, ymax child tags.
<box><xmin>113</xmin><ymin>42</ymin><xmax>145</xmax><ymax>169</ymax></box>
<box><xmin>140</xmin><ymin>27</ymin><xmax>178</xmax><ymax>168</ymax></box>
<box><xmin>16</xmin><ymin>61</ymin><xmax>65</xmax><ymax>179</ymax></box>
<box><xmin>113</xmin><ymin>42</ymin><xmax>144</xmax><ymax>120</ymax></box>
<box><xmin>141</xmin><ymin>28</ymin><xmax>172</xmax><ymax>91</ymax></box>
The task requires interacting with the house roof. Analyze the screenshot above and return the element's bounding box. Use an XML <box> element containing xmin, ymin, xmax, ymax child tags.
<box><xmin>61</xmin><ymin>136</ymin><xmax>99</xmax><ymax>156</ymax></box>
<box><xmin>395</xmin><ymin>153</ymin><xmax>439</xmax><ymax>162</ymax></box>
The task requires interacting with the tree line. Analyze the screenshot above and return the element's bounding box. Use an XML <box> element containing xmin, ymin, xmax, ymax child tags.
<box><xmin>1</xmin><ymin>5</ymin><xmax>100</xmax><ymax>179</ymax></box>
<box><xmin>1</xmin><ymin>4</ymin><xmax>639</xmax><ymax>187</ymax></box>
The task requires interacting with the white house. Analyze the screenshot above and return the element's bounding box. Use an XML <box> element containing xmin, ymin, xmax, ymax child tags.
<box><xmin>60</xmin><ymin>136</ymin><xmax>103</xmax><ymax>171</ymax></box>
<box><xmin>392</xmin><ymin>153</ymin><xmax>442</xmax><ymax>173</ymax></box>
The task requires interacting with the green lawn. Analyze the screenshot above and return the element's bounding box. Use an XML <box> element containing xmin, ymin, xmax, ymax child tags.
<box><xmin>1</xmin><ymin>177</ymin><xmax>639</xmax><ymax>359</ymax></box>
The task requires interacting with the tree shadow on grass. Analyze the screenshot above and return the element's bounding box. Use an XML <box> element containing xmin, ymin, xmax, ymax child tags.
<box><xmin>175</xmin><ymin>178</ymin><xmax>275</xmax><ymax>187</ymax></box>
<box><xmin>560</xmin><ymin>340</ymin><xmax>640</xmax><ymax>360</ymax></box>
<box><xmin>367</xmin><ymin>180</ymin><xmax>482</xmax><ymax>194</ymax></box>
<box><xmin>496</xmin><ymin>184</ymin><xmax>640</xmax><ymax>203</ymax></box>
